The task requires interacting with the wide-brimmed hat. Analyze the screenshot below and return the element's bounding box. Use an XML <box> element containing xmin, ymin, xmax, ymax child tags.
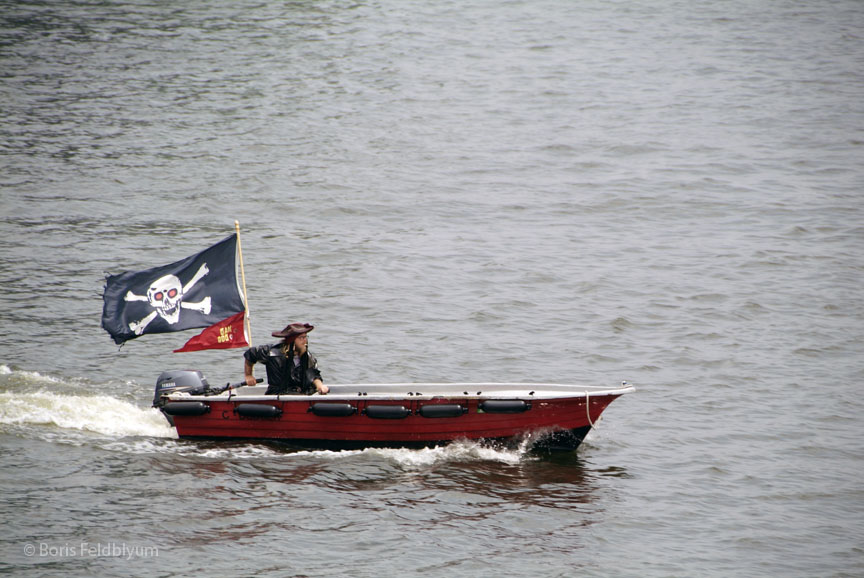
<box><xmin>272</xmin><ymin>322</ymin><xmax>314</xmax><ymax>341</ymax></box>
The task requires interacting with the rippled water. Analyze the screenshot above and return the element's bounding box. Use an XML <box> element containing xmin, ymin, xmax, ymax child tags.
<box><xmin>2</xmin><ymin>0</ymin><xmax>863</xmax><ymax>576</ymax></box>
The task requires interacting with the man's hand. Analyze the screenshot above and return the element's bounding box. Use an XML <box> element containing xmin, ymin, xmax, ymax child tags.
<box><xmin>314</xmin><ymin>379</ymin><xmax>329</xmax><ymax>395</ymax></box>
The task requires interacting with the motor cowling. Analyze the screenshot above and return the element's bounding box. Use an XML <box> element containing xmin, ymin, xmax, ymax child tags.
<box><xmin>153</xmin><ymin>370</ymin><xmax>211</xmax><ymax>407</ymax></box>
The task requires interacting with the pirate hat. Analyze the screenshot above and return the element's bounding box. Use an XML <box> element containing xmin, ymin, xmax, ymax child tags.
<box><xmin>272</xmin><ymin>322</ymin><xmax>314</xmax><ymax>341</ymax></box>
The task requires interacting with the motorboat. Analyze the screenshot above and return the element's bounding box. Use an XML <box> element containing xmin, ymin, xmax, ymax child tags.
<box><xmin>153</xmin><ymin>370</ymin><xmax>634</xmax><ymax>452</ymax></box>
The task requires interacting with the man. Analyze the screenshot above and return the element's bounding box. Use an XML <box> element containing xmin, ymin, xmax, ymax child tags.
<box><xmin>243</xmin><ymin>322</ymin><xmax>329</xmax><ymax>395</ymax></box>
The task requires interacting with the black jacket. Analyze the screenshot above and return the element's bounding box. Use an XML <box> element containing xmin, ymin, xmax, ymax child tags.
<box><xmin>244</xmin><ymin>343</ymin><xmax>322</xmax><ymax>395</ymax></box>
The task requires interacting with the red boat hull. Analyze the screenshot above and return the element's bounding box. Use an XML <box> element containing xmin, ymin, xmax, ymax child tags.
<box><xmin>165</xmin><ymin>393</ymin><xmax>624</xmax><ymax>451</ymax></box>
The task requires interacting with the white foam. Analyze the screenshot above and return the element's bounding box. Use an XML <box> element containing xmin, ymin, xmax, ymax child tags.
<box><xmin>118</xmin><ymin>442</ymin><xmax>531</xmax><ymax>463</ymax></box>
<box><xmin>360</xmin><ymin>440</ymin><xmax>529</xmax><ymax>467</ymax></box>
<box><xmin>0</xmin><ymin>391</ymin><xmax>176</xmax><ymax>438</ymax></box>
<box><xmin>119</xmin><ymin>440</ymin><xmax>532</xmax><ymax>463</ymax></box>
<box><xmin>0</xmin><ymin>364</ymin><xmax>63</xmax><ymax>384</ymax></box>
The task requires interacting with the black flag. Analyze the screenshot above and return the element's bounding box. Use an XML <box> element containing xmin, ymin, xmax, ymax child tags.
<box><xmin>102</xmin><ymin>234</ymin><xmax>246</xmax><ymax>345</ymax></box>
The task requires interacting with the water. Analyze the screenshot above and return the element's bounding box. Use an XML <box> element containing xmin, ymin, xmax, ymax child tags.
<box><xmin>2</xmin><ymin>0</ymin><xmax>863</xmax><ymax>575</ymax></box>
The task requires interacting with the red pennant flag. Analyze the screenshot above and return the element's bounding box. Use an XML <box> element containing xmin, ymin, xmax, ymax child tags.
<box><xmin>173</xmin><ymin>311</ymin><xmax>248</xmax><ymax>353</ymax></box>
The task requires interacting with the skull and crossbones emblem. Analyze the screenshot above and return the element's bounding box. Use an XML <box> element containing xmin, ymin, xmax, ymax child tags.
<box><xmin>124</xmin><ymin>263</ymin><xmax>212</xmax><ymax>335</ymax></box>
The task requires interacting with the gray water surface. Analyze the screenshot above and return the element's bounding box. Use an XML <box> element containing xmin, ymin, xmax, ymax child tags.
<box><xmin>2</xmin><ymin>1</ymin><xmax>863</xmax><ymax>576</ymax></box>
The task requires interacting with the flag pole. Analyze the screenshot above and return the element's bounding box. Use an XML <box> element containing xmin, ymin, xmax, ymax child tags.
<box><xmin>234</xmin><ymin>220</ymin><xmax>252</xmax><ymax>345</ymax></box>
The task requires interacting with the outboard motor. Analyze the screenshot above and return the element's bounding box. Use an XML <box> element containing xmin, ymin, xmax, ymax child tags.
<box><xmin>153</xmin><ymin>370</ymin><xmax>211</xmax><ymax>408</ymax></box>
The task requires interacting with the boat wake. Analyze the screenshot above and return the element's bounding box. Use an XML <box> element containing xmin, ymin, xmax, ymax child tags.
<box><xmin>0</xmin><ymin>366</ymin><xmax>541</xmax><ymax>464</ymax></box>
<box><xmin>1</xmin><ymin>388</ymin><xmax>536</xmax><ymax>463</ymax></box>
<box><xmin>360</xmin><ymin>440</ymin><xmax>531</xmax><ymax>467</ymax></box>
<box><xmin>0</xmin><ymin>364</ymin><xmax>176</xmax><ymax>441</ymax></box>
<box><xmin>0</xmin><ymin>390</ymin><xmax>176</xmax><ymax>439</ymax></box>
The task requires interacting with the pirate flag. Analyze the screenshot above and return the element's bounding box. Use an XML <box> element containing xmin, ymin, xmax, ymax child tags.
<box><xmin>101</xmin><ymin>234</ymin><xmax>247</xmax><ymax>348</ymax></box>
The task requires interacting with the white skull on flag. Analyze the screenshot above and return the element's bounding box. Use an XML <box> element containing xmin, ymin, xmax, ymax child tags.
<box><xmin>146</xmin><ymin>274</ymin><xmax>183</xmax><ymax>323</ymax></box>
<box><xmin>123</xmin><ymin>263</ymin><xmax>212</xmax><ymax>335</ymax></box>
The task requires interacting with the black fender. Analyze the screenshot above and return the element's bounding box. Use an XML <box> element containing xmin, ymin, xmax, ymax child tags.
<box><xmin>364</xmin><ymin>405</ymin><xmax>411</xmax><ymax>419</ymax></box>
<box><xmin>478</xmin><ymin>400</ymin><xmax>530</xmax><ymax>414</ymax></box>
<box><xmin>309</xmin><ymin>403</ymin><xmax>356</xmax><ymax>417</ymax></box>
<box><xmin>235</xmin><ymin>404</ymin><xmax>282</xmax><ymax>418</ymax></box>
<box><xmin>162</xmin><ymin>401</ymin><xmax>210</xmax><ymax>416</ymax></box>
<box><xmin>418</xmin><ymin>404</ymin><xmax>467</xmax><ymax>418</ymax></box>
